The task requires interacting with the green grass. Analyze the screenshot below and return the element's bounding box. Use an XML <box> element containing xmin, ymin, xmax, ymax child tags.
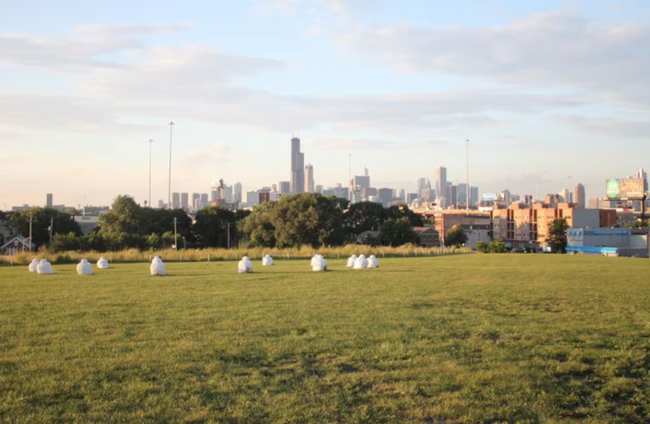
<box><xmin>0</xmin><ymin>255</ymin><xmax>649</xmax><ymax>423</ymax></box>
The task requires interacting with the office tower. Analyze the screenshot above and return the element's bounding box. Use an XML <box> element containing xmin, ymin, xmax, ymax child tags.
<box><xmin>172</xmin><ymin>192</ymin><xmax>180</xmax><ymax>209</ymax></box>
<box><xmin>246</xmin><ymin>191</ymin><xmax>258</xmax><ymax>207</ymax></box>
<box><xmin>574</xmin><ymin>184</ymin><xmax>586</xmax><ymax>209</ymax></box>
<box><xmin>378</xmin><ymin>188</ymin><xmax>393</xmax><ymax>207</ymax></box>
<box><xmin>398</xmin><ymin>189</ymin><xmax>405</xmax><ymax>201</ymax></box>
<box><xmin>470</xmin><ymin>187</ymin><xmax>479</xmax><ymax>207</ymax></box>
<box><xmin>406</xmin><ymin>193</ymin><xmax>418</xmax><ymax>204</ymax></box>
<box><xmin>211</xmin><ymin>190</ymin><xmax>218</xmax><ymax>203</ymax></box>
<box><xmin>234</xmin><ymin>182</ymin><xmax>242</xmax><ymax>203</ymax></box>
<box><xmin>305</xmin><ymin>164</ymin><xmax>314</xmax><ymax>193</ymax></box>
<box><xmin>222</xmin><ymin>186</ymin><xmax>233</xmax><ymax>203</ymax></box>
<box><xmin>502</xmin><ymin>189</ymin><xmax>511</xmax><ymax>206</ymax></box>
<box><xmin>436</xmin><ymin>167</ymin><xmax>447</xmax><ymax>204</ymax></box>
<box><xmin>637</xmin><ymin>168</ymin><xmax>648</xmax><ymax>190</ymax></box>
<box><xmin>558</xmin><ymin>189</ymin><xmax>570</xmax><ymax>203</ymax></box>
<box><xmin>181</xmin><ymin>193</ymin><xmax>189</xmax><ymax>210</ymax></box>
<box><xmin>200</xmin><ymin>193</ymin><xmax>208</xmax><ymax>208</ymax></box>
<box><xmin>457</xmin><ymin>183</ymin><xmax>468</xmax><ymax>205</ymax></box>
<box><xmin>450</xmin><ymin>185</ymin><xmax>458</xmax><ymax>208</ymax></box>
<box><xmin>46</xmin><ymin>193</ymin><xmax>53</xmax><ymax>208</ymax></box>
<box><xmin>279</xmin><ymin>181</ymin><xmax>291</xmax><ymax>195</ymax></box>
<box><xmin>291</xmin><ymin>137</ymin><xmax>305</xmax><ymax>194</ymax></box>
<box><xmin>315</xmin><ymin>185</ymin><xmax>323</xmax><ymax>194</ymax></box>
<box><xmin>158</xmin><ymin>199</ymin><xmax>164</xmax><ymax>209</ymax></box>
<box><xmin>191</xmin><ymin>193</ymin><xmax>200</xmax><ymax>210</ymax></box>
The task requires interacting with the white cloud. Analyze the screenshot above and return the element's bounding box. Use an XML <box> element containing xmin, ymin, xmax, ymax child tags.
<box><xmin>338</xmin><ymin>11</ymin><xmax>650</xmax><ymax>109</ymax></box>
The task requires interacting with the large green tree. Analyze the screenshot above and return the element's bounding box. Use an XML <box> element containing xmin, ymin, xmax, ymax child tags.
<box><xmin>343</xmin><ymin>201</ymin><xmax>386</xmax><ymax>238</ymax></box>
<box><xmin>270</xmin><ymin>194</ymin><xmax>344</xmax><ymax>248</ymax></box>
<box><xmin>547</xmin><ymin>218</ymin><xmax>568</xmax><ymax>253</ymax></box>
<box><xmin>385</xmin><ymin>204</ymin><xmax>425</xmax><ymax>227</ymax></box>
<box><xmin>379</xmin><ymin>217</ymin><xmax>417</xmax><ymax>246</ymax></box>
<box><xmin>99</xmin><ymin>195</ymin><xmax>141</xmax><ymax>234</ymax></box>
<box><xmin>9</xmin><ymin>207</ymin><xmax>81</xmax><ymax>247</ymax></box>
<box><xmin>193</xmin><ymin>206</ymin><xmax>245</xmax><ymax>248</ymax></box>
<box><xmin>444</xmin><ymin>224</ymin><xmax>468</xmax><ymax>247</ymax></box>
<box><xmin>239</xmin><ymin>202</ymin><xmax>278</xmax><ymax>247</ymax></box>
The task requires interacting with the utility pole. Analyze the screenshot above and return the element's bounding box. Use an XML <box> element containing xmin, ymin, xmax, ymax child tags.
<box><xmin>28</xmin><ymin>214</ymin><xmax>33</xmax><ymax>251</ymax></box>
<box><xmin>149</xmin><ymin>139</ymin><xmax>154</xmax><ymax>208</ymax></box>
<box><xmin>168</xmin><ymin>122</ymin><xmax>175</xmax><ymax>209</ymax></box>
<box><xmin>49</xmin><ymin>217</ymin><xmax>53</xmax><ymax>244</ymax></box>
<box><xmin>465</xmin><ymin>139</ymin><xmax>470</xmax><ymax>213</ymax></box>
<box><xmin>227</xmin><ymin>222</ymin><xmax>231</xmax><ymax>250</ymax></box>
<box><xmin>173</xmin><ymin>217</ymin><xmax>178</xmax><ymax>251</ymax></box>
<box><xmin>348</xmin><ymin>154</ymin><xmax>352</xmax><ymax>203</ymax></box>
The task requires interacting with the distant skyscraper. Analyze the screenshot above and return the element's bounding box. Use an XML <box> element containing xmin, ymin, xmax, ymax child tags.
<box><xmin>192</xmin><ymin>193</ymin><xmax>200</xmax><ymax>210</ymax></box>
<box><xmin>291</xmin><ymin>137</ymin><xmax>305</xmax><ymax>194</ymax></box>
<box><xmin>246</xmin><ymin>191</ymin><xmax>258</xmax><ymax>207</ymax></box>
<box><xmin>315</xmin><ymin>185</ymin><xmax>323</xmax><ymax>194</ymax></box>
<box><xmin>406</xmin><ymin>193</ymin><xmax>418</xmax><ymax>204</ymax></box>
<box><xmin>378</xmin><ymin>188</ymin><xmax>393</xmax><ymax>207</ymax></box>
<box><xmin>450</xmin><ymin>185</ymin><xmax>458</xmax><ymax>208</ymax></box>
<box><xmin>158</xmin><ymin>199</ymin><xmax>164</xmax><ymax>209</ymax></box>
<box><xmin>172</xmin><ymin>192</ymin><xmax>180</xmax><ymax>209</ymax></box>
<box><xmin>436</xmin><ymin>167</ymin><xmax>447</xmax><ymax>204</ymax></box>
<box><xmin>470</xmin><ymin>187</ymin><xmax>479</xmax><ymax>207</ymax></box>
<box><xmin>305</xmin><ymin>164</ymin><xmax>314</xmax><ymax>193</ymax></box>
<box><xmin>234</xmin><ymin>182</ymin><xmax>242</xmax><ymax>203</ymax></box>
<box><xmin>222</xmin><ymin>186</ymin><xmax>233</xmax><ymax>203</ymax></box>
<box><xmin>181</xmin><ymin>193</ymin><xmax>189</xmax><ymax>210</ymax></box>
<box><xmin>558</xmin><ymin>189</ymin><xmax>570</xmax><ymax>203</ymax></box>
<box><xmin>457</xmin><ymin>183</ymin><xmax>468</xmax><ymax>205</ymax></box>
<box><xmin>279</xmin><ymin>181</ymin><xmax>291</xmax><ymax>195</ymax></box>
<box><xmin>636</xmin><ymin>168</ymin><xmax>648</xmax><ymax>191</ymax></box>
<box><xmin>502</xmin><ymin>189</ymin><xmax>511</xmax><ymax>206</ymax></box>
<box><xmin>574</xmin><ymin>184</ymin><xmax>586</xmax><ymax>209</ymax></box>
<box><xmin>211</xmin><ymin>190</ymin><xmax>218</xmax><ymax>203</ymax></box>
<box><xmin>46</xmin><ymin>193</ymin><xmax>53</xmax><ymax>207</ymax></box>
<box><xmin>398</xmin><ymin>189</ymin><xmax>405</xmax><ymax>201</ymax></box>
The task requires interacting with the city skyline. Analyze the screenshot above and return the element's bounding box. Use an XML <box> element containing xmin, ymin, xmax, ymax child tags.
<box><xmin>1</xmin><ymin>0</ymin><xmax>650</xmax><ymax>207</ymax></box>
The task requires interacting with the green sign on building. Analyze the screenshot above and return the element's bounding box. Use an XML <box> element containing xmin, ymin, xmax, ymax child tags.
<box><xmin>606</xmin><ymin>179</ymin><xmax>621</xmax><ymax>199</ymax></box>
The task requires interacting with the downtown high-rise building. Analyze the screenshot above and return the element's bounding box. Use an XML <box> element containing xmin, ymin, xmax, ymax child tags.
<box><xmin>457</xmin><ymin>183</ymin><xmax>468</xmax><ymax>205</ymax></box>
<box><xmin>46</xmin><ymin>193</ymin><xmax>53</xmax><ymax>208</ymax></box>
<box><xmin>192</xmin><ymin>193</ymin><xmax>200</xmax><ymax>210</ymax></box>
<box><xmin>181</xmin><ymin>192</ymin><xmax>189</xmax><ymax>210</ymax></box>
<box><xmin>470</xmin><ymin>187</ymin><xmax>479</xmax><ymax>207</ymax></box>
<box><xmin>172</xmin><ymin>192</ymin><xmax>181</xmax><ymax>209</ymax></box>
<box><xmin>279</xmin><ymin>181</ymin><xmax>291</xmax><ymax>194</ymax></box>
<box><xmin>305</xmin><ymin>164</ymin><xmax>314</xmax><ymax>193</ymax></box>
<box><xmin>436</xmin><ymin>167</ymin><xmax>447</xmax><ymax>204</ymax></box>
<box><xmin>291</xmin><ymin>137</ymin><xmax>305</xmax><ymax>194</ymax></box>
<box><xmin>234</xmin><ymin>182</ymin><xmax>242</xmax><ymax>203</ymax></box>
<box><xmin>574</xmin><ymin>184</ymin><xmax>586</xmax><ymax>209</ymax></box>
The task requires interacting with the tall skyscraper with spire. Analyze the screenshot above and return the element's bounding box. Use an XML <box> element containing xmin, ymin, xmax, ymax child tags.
<box><xmin>291</xmin><ymin>137</ymin><xmax>305</xmax><ymax>194</ymax></box>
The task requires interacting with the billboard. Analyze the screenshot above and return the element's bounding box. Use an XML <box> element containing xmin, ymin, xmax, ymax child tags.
<box><xmin>482</xmin><ymin>193</ymin><xmax>498</xmax><ymax>202</ymax></box>
<box><xmin>605</xmin><ymin>178</ymin><xmax>645</xmax><ymax>200</ymax></box>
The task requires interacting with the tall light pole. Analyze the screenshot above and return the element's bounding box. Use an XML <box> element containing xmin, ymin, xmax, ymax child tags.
<box><xmin>466</xmin><ymin>139</ymin><xmax>470</xmax><ymax>213</ymax></box>
<box><xmin>168</xmin><ymin>122</ymin><xmax>175</xmax><ymax>209</ymax></box>
<box><xmin>148</xmin><ymin>139</ymin><xmax>154</xmax><ymax>208</ymax></box>
<box><xmin>348</xmin><ymin>154</ymin><xmax>352</xmax><ymax>203</ymax></box>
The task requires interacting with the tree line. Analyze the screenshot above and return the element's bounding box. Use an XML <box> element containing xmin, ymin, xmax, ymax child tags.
<box><xmin>7</xmin><ymin>194</ymin><xmax>428</xmax><ymax>252</ymax></box>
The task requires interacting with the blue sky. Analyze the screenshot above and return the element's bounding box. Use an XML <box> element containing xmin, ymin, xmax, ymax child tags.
<box><xmin>1</xmin><ymin>0</ymin><xmax>649</xmax><ymax>208</ymax></box>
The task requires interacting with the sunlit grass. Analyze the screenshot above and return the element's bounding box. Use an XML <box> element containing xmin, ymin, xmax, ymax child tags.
<box><xmin>0</xmin><ymin>255</ymin><xmax>649</xmax><ymax>423</ymax></box>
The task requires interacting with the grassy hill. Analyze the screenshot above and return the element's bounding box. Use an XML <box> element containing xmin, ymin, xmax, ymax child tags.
<box><xmin>1</xmin><ymin>255</ymin><xmax>649</xmax><ymax>423</ymax></box>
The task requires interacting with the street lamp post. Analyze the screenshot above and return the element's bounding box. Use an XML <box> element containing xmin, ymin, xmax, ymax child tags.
<box><xmin>148</xmin><ymin>139</ymin><xmax>153</xmax><ymax>208</ymax></box>
<box><xmin>168</xmin><ymin>122</ymin><xmax>175</xmax><ymax>209</ymax></box>
<box><xmin>465</xmin><ymin>139</ymin><xmax>470</xmax><ymax>213</ymax></box>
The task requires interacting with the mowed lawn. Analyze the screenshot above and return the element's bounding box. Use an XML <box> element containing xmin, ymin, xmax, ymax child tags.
<box><xmin>1</xmin><ymin>255</ymin><xmax>649</xmax><ymax>423</ymax></box>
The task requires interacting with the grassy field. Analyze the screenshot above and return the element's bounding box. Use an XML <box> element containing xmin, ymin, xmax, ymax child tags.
<box><xmin>0</xmin><ymin>255</ymin><xmax>649</xmax><ymax>423</ymax></box>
